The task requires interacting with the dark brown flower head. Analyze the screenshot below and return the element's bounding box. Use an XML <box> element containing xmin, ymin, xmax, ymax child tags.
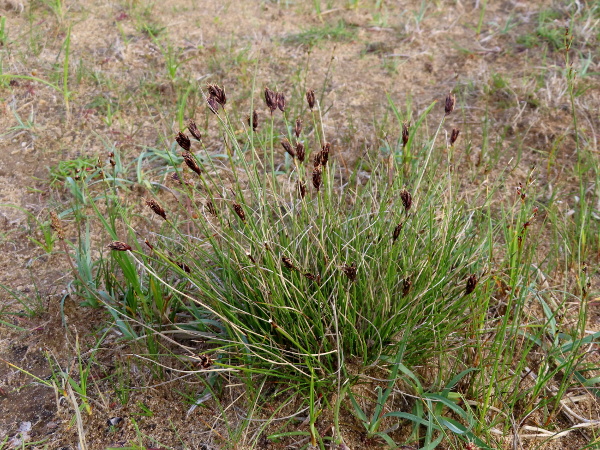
<box><xmin>109</xmin><ymin>158</ymin><xmax>116</xmax><ymax>167</ymax></box>
<box><xmin>392</xmin><ymin>222</ymin><xmax>403</xmax><ymax>243</ymax></box>
<box><xmin>107</xmin><ymin>241</ymin><xmax>132</xmax><ymax>252</ymax></box>
<box><xmin>282</xmin><ymin>257</ymin><xmax>296</xmax><ymax>271</ymax></box>
<box><xmin>306</xmin><ymin>89</ymin><xmax>316</xmax><ymax>110</ymax></box>
<box><xmin>232</xmin><ymin>202</ymin><xmax>245</xmax><ymax>222</ymax></box>
<box><xmin>294</xmin><ymin>118</ymin><xmax>302</xmax><ymax>138</ymax></box>
<box><xmin>207</xmin><ymin>84</ymin><xmax>226</xmax><ymax>106</ymax></box>
<box><xmin>182</xmin><ymin>151</ymin><xmax>202</xmax><ymax>176</ymax></box>
<box><xmin>516</xmin><ymin>183</ymin><xmax>526</xmax><ymax>201</ymax></box>
<box><xmin>206</xmin><ymin>200</ymin><xmax>218</xmax><ymax>216</ymax></box>
<box><xmin>276</xmin><ymin>91</ymin><xmax>286</xmax><ymax>112</ymax></box>
<box><xmin>188</xmin><ymin>120</ymin><xmax>202</xmax><ymax>141</ymax></box>
<box><xmin>465</xmin><ymin>274</ymin><xmax>478</xmax><ymax>295</ymax></box>
<box><xmin>170</xmin><ymin>172</ymin><xmax>182</xmax><ymax>184</ymax></box>
<box><xmin>264</xmin><ymin>87</ymin><xmax>277</xmax><ymax>114</ymax></box>
<box><xmin>312</xmin><ymin>166</ymin><xmax>322</xmax><ymax>191</ymax></box>
<box><xmin>304</xmin><ymin>272</ymin><xmax>321</xmax><ymax>284</ymax></box>
<box><xmin>402</xmin><ymin>122</ymin><xmax>410</xmax><ymax>148</ymax></box>
<box><xmin>320</xmin><ymin>143</ymin><xmax>330</xmax><ymax>166</ymax></box>
<box><xmin>50</xmin><ymin>211</ymin><xmax>65</xmax><ymax>240</ymax></box>
<box><xmin>146</xmin><ymin>199</ymin><xmax>167</xmax><ymax>220</ymax></box>
<box><xmin>281</xmin><ymin>139</ymin><xmax>295</xmax><ymax>158</ymax></box>
<box><xmin>246</xmin><ymin>251</ymin><xmax>256</xmax><ymax>264</ymax></box>
<box><xmin>297</xmin><ymin>180</ymin><xmax>306</xmax><ymax>199</ymax></box>
<box><xmin>196</xmin><ymin>354</ymin><xmax>212</xmax><ymax>369</ymax></box>
<box><xmin>313</xmin><ymin>152</ymin><xmax>322</xmax><ymax>168</ymax></box>
<box><xmin>402</xmin><ymin>277</ymin><xmax>412</xmax><ymax>296</ymax></box>
<box><xmin>295</xmin><ymin>142</ymin><xmax>305</xmax><ymax>162</ymax></box>
<box><xmin>207</xmin><ymin>96</ymin><xmax>219</xmax><ymax>114</ymax></box>
<box><xmin>171</xmin><ymin>172</ymin><xmax>193</xmax><ymax>186</ymax></box>
<box><xmin>445</xmin><ymin>92</ymin><xmax>456</xmax><ymax>116</ymax></box>
<box><xmin>174</xmin><ymin>260</ymin><xmax>191</xmax><ymax>273</ymax></box>
<box><xmin>342</xmin><ymin>262</ymin><xmax>357</xmax><ymax>282</ymax></box>
<box><xmin>175</xmin><ymin>132</ymin><xmax>191</xmax><ymax>151</ymax></box>
<box><xmin>248</xmin><ymin>110</ymin><xmax>258</xmax><ymax>131</ymax></box>
<box><xmin>399</xmin><ymin>188</ymin><xmax>412</xmax><ymax>211</ymax></box>
<box><xmin>450</xmin><ymin>128</ymin><xmax>460</xmax><ymax>146</ymax></box>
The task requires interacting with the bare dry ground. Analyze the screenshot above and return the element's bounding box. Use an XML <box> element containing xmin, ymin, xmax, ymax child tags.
<box><xmin>0</xmin><ymin>0</ymin><xmax>599</xmax><ymax>448</ymax></box>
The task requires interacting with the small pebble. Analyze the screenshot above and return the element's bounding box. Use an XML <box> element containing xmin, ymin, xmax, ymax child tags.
<box><xmin>107</xmin><ymin>417</ymin><xmax>123</xmax><ymax>427</ymax></box>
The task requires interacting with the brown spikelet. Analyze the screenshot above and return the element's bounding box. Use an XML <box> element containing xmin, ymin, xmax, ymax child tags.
<box><xmin>392</xmin><ymin>222</ymin><xmax>403</xmax><ymax>243</ymax></box>
<box><xmin>264</xmin><ymin>87</ymin><xmax>277</xmax><ymax>114</ymax></box>
<box><xmin>144</xmin><ymin>238</ymin><xmax>154</xmax><ymax>251</ymax></box>
<box><xmin>281</xmin><ymin>139</ymin><xmax>295</xmax><ymax>158</ymax></box>
<box><xmin>282</xmin><ymin>257</ymin><xmax>296</xmax><ymax>271</ymax></box>
<box><xmin>297</xmin><ymin>180</ymin><xmax>307</xmax><ymax>199</ymax></box>
<box><xmin>171</xmin><ymin>172</ymin><xmax>193</xmax><ymax>186</ymax></box>
<box><xmin>320</xmin><ymin>143</ymin><xmax>330</xmax><ymax>166</ymax></box>
<box><xmin>295</xmin><ymin>142</ymin><xmax>305</xmax><ymax>162</ymax></box>
<box><xmin>50</xmin><ymin>211</ymin><xmax>65</xmax><ymax>240</ymax></box>
<box><xmin>175</xmin><ymin>132</ymin><xmax>191</xmax><ymax>151</ymax></box>
<box><xmin>294</xmin><ymin>118</ymin><xmax>302</xmax><ymax>138</ymax></box>
<box><xmin>342</xmin><ymin>262</ymin><xmax>357</xmax><ymax>282</ymax></box>
<box><xmin>306</xmin><ymin>89</ymin><xmax>316</xmax><ymax>109</ymax></box>
<box><xmin>207</xmin><ymin>96</ymin><xmax>219</xmax><ymax>114</ymax></box>
<box><xmin>171</xmin><ymin>259</ymin><xmax>191</xmax><ymax>273</ymax></box>
<box><xmin>276</xmin><ymin>92</ymin><xmax>286</xmax><ymax>112</ymax></box>
<box><xmin>402</xmin><ymin>122</ymin><xmax>410</xmax><ymax>148</ymax></box>
<box><xmin>182</xmin><ymin>151</ymin><xmax>202</xmax><ymax>176</ymax></box>
<box><xmin>248</xmin><ymin>110</ymin><xmax>258</xmax><ymax>131</ymax></box>
<box><xmin>400</xmin><ymin>189</ymin><xmax>412</xmax><ymax>211</ymax></box>
<box><xmin>450</xmin><ymin>128</ymin><xmax>460</xmax><ymax>146</ymax></box>
<box><xmin>312</xmin><ymin>166</ymin><xmax>322</xmax><ymax>191</ymax></box>
<box><xmin>107</xmin><ymin>241</ymin><xmax>132</xmax><ymax>252</ymax></box>
<box><xmin>109</xmin><ymin>158</ymin><xmax>116</xmax><ymax>167</ymax></box>
<box><xmin>196</xmin><ymin>354</ymin><xmax>213</xmax><ymax>369</ymax></box>
<box><xmin>188</xmin><ymin>120</ymin><xmax>202</xmax><ymax>141</ymax></box>
<box><xmin>304</xmin><ymin>272</ymin><xmax>321</xmax><ymax>284</ymax></box>
<box><xmin>465</xmin><ymin>274</ymin><xmax>478</xmax><ymax>295</ymax></box>
<box><xmin>402</xmin><ymin>277</ymin><xmax>412</xmax><ymax>296</ymax></box>
<box><xmin>445</xmin><ymin>92</ymin><xmax>456</xmax><ymax>115</ymax></box>
<box><xmin>517</xmin><ymin>183</ymin><xmax>526</xmax><ymax>201</ymax></box>
<box><xmin>206</xmin><ymin>200</ymin><xmax>217</xmax><ymax>216</ymax></box>
<box><xmin>207</xmin><ymin>84</ymin><xmax>226</xmax><ymax>106</ymax></box>
<box><xmin>246</xmin><ymin>251</ymin><xmax>256</xmax><ymax>264</ymax></box>
<box><xmin>146</xmin><ymin>199</ymin><xmax>167</xmax><ymax>220</ymax></box>
<box><xmin>313</xmin><ymin>152</ymin><xmax>322</xmax><ymax>168</ymax></box>
<box><xmin>232</xmin><ymin>202</ymin><xmax>245</xmax><ymax>222</ymax></box>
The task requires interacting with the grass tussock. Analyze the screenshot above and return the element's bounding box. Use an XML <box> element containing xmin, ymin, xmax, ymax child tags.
<box><xmin>45</xmin><ymin>74</ymin><xmax>598</xmax><ymax>448</ymax></box>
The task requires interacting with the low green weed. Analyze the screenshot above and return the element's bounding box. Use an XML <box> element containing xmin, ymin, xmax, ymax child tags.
<box><xmin>283</xmin><ymin>20</ymin><xmax>357</xmax><ymax>47</ymax></box>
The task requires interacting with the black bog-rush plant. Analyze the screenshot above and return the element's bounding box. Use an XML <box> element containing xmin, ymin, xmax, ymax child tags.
<box><xmin>78</xmin><ymin>85</ymin><xmax>491</xmax><ymax>444</ymax></box>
